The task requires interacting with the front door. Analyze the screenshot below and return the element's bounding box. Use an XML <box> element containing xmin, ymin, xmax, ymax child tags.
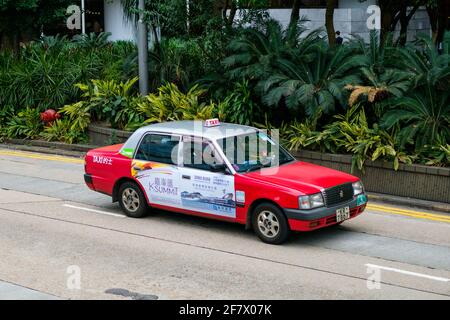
<box><xmin>179</xmin><ymin>136</ymin><xmax>236</xmax><ymax>219</ymax></box>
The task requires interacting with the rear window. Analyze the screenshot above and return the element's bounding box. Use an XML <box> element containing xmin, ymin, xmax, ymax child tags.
<box><xmin>135</xmin><ymin>134</ymin><xmax>179</xmax><ymax>164</ymax></box>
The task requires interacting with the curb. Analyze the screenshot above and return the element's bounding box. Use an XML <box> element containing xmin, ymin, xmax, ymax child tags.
<box><xmin>1</xmin><ymin>141</ymin><xmax>88</xmax><ymax>158</ymax></box>
<box><xmin>368</xmin><ymin>192</ymin><xmax>450</xmax><ymax>214</ymax></box>
<box><xmin>4</xmin><ymin>138</ymin><xmax>95</xmax><ymax>153</ymax></box>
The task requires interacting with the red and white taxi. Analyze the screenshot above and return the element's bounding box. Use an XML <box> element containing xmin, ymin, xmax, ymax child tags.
<box><xmin>84</xmin><ymin>120</ymin><xmax>367</xmax><ymax>244</ymax></box>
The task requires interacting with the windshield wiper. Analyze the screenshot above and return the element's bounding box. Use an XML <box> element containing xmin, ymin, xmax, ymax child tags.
<box><xmin>279</xmin><ymin>158</ymin><xmax>294</xmax><ymax>166</ymax></box>
<box><xmin>245</xmin><ymin>163</ymin><xmax>271</xmax><ymax>172</ymax></box>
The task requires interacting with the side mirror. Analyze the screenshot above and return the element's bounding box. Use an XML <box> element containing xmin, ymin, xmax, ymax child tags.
<box><xmin>209</xmin><ymin>163</ymin><xmax>227</xmax><ymax>173</ymax></box>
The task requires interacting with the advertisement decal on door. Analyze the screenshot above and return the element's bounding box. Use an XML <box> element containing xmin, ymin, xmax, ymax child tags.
<box><xmin>180</xmin><ymin>171</ymin><xmax>236</xmax><ymax>218</ymax></box>
<box><xmin>131</xmin><ymin>161</ymin><xmax>236</xmax><ymax>218</ymax></box>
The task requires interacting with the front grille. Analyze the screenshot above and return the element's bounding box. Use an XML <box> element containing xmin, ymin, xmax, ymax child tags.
<box><xmin>323</xmin><ymin>183</ymin><xmax>353</xmax><ymax>207</ymax></box>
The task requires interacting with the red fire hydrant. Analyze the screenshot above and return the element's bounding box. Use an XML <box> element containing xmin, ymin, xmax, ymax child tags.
<box><xmin>40</xmin><ymin>109</ymin><xmax>61</xmax><ymax>124</ymax></box>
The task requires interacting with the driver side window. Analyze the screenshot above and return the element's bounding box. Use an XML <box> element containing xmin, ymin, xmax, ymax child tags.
<box><xmin>182</xmin><ymin>137</ymin><xmax>223</xmax><ymax>171</ymax></box>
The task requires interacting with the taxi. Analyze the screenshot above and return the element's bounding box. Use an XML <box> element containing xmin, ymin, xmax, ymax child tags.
<box><xmin>84</xmin><ymin>119</ymin><xmax>367</xmax><ymax>244</ymax></box>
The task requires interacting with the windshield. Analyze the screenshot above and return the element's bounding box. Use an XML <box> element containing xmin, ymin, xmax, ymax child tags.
<box><xmin>217</xmin><ymin>132</ymin><xmax>295</xmax><ymax>173</ymax></box>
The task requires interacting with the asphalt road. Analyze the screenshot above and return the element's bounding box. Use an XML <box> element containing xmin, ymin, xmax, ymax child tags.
<box><xmin>0</xmin><ymin>148</ymin><xmax>449</xmax><ymax>300</ymax></box>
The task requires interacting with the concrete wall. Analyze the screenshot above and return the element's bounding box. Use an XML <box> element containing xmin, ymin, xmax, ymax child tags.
<box><xmin>392</xmin><ymin>7</ymin><xmax>432</xmax><ymax>42</ymax></box>
<box><xmin>339</xmin><ymin>0</ymin><xmax>377</xmax><ymax>9</ymax></box>
<box><xmin>104</xmin><ymin>0</ymin><xmax>136</xmax><ymax>42</ymax></box>
<box><xmin>104</xmin><ymin>0</ymin><xmax>430</xmax><ymax>43</ymax></box>
<box><xmin>233</xmin><ymin>3</ymin><xmax>431</xmax><ymax>42</ymax></box>
<box><xmin>293</xmin><ymin>150</ymin><xmax>450</xmax><ymax>203</ymax></box>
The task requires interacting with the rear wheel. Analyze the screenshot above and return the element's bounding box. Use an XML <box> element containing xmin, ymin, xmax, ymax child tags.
<box><xmin>118</xmin><ymin>182</ymin><xmax>148</xmax><ymax>218</ymax></box>
<box><xmin>252</xmin><ymin>203</ymin><xmax>290</xmax><ymax>245</ymax></box>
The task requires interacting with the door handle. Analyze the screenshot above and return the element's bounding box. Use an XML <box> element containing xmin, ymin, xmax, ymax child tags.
<box><xmin>182</xmin><ymin>175</ymin><xmax>191</xmax><ymax>180</ymax></box>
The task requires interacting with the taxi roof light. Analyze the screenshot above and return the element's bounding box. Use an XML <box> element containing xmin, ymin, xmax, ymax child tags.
<box><xmin>204</xmin><ymin>118</ymin><xmax>220</xmax><ymax>127</ymax></box>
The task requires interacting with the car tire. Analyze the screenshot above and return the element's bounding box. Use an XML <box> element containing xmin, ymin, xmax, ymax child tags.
<box><xmin>252</xmin><ymin>203</ymin><xmax>290</xmax><ymax>245</ymax></box>
<box><xmin>118</xmin><ymin>181</ymin><xmax>148</xmax><ymax>218</ymax></box>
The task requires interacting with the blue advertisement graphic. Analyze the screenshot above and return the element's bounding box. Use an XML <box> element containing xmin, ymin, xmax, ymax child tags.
<box><xmin>181</xmin><ymin>174</ymin><xmax>236</xmax><ymax>218</ymax></box>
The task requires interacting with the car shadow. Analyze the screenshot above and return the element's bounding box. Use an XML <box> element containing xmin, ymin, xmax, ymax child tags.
<box><xmin>95</xmin><ymin>201</ymin><xmax>357</xmax><ymax>246</ymax></box>
<box><xmin>143</xmin><ymin>207</ymin><xmax>356</xmax><ymax>246</ymax></box>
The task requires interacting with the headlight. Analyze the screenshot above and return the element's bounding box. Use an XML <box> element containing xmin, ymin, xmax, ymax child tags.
<box><xmin>352</xmin><ymin>181</ymin><xmax>364</xmax><ymax>195</ymax></box>
<box><xmin>299</xmin><ymin>193</ymin><xmax>324</xmax><ymax>210</ymax></box>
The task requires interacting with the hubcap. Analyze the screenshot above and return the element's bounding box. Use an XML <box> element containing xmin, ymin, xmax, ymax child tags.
<box><xmin>122</xmin><ymin>188</ymin><xmax>140</xmax><ymax>213</ymax></box>
<box><xmin>257</xmin><ymin>210</ymin><xmax>280</xmax><ymax>238</ymax></box>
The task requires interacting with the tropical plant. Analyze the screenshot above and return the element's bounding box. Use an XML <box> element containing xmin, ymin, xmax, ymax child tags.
<box><xmin>280</xmin><ymin>114</ymin><xmax>321</xmax><ymax>151</ymax></box>
<box><xmin>72</xmin><ymin>32</ymin><xmax>112</xmax><ymax>49</ymax></box>
<box><xmin>40</xmin><ymin>118</ymin><xmax>87</xmax><ymax>144</ymax></box>
<box><xmin>59</xmin><ymin>101</ymin><xmax>92</xmax><ymax>134</ymax></box>
<box><xmin>222</xmin><ymin>80</ymin><xmax>260</xmax><ymax>126</ymax></box>
<box><xmin>222</xmin><ymin>19</ymin><xmax>320</xmax><ymax>82</ymax></box>
<box><xmin>381</xmin><ymin>86</ymin><xmax>450</xmax><ymax>150</ymax></box>
<box><xmin>417</xmin><ymin>135</ymin><xmax>450</xmax><ymax>167</ymax></box>
<box><xmin>2</xmin><ymin>50</ymin><xmax>72</xmax><ymax>111</ymax></box>
<box><xmin>345</xmin><ymin>31</ymin><xmax>411</xmax><ymax>106</ymax></box>
<box><xmin>137</xmin><ymin>83</ymin><xmax>215</xmax><ymax>123</ymax></box>
<box><xmin>283</xmin><ymin>106</ymin><xmax>413</xmax><ymax>171</ymax></box>
<box><xmin>100</xmin><ymin>41</ymin><xmax>138</xmax><ymax>82</ymax></box>
<box><xmin>148</xmin><ymin>38</ymin><xmax>207</xmax><ymax>91</ymax></box>
<box><xmin>62</xmin><ymin>77</ymin><xmax>140</xmax><ymax>130</ymax></box>
<box><xmin>259</xmin><ymin>41</ymin><xmax>363</xmax><ymax>118</ymax></box>
<box><xmin>38</xmin><ymin>34</ymin><xmax>72</xmax><ymax>51</ymax></box>
<box><xmin>4</xmin><ymin>107</ymin><xmax>42</xmax><ymax>139</ymax></box>
<box><xmin>400</xmin><ymin>31</ymin><xmax>450</xmax><ymax>91</ymax></box>
<box><xmin>0</xmin><ymin>38</ymin><xmax>135</xmax><ymax>113</ymax></box>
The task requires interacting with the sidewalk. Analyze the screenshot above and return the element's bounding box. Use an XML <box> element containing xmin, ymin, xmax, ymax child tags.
<box><xmin>0</xmin><ymin>280</ymin><xmax>60</xmax><ymax>300</ymax></box>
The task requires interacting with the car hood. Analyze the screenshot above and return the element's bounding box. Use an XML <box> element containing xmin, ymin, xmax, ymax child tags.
<box><xmin>243</xmin><ymin>160</ymin><xmax>359</xmax><ymax>194</ymax></box>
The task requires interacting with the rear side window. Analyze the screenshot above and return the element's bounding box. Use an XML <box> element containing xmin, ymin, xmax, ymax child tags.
<box><xmin>135</xmin><ymin>134</ymin><xmax>179</xmax><ymax>164</ymax></box>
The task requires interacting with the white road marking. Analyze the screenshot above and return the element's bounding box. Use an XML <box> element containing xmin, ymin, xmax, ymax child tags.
<box><xmin>365</xmin><ymin>264</ymin><xmax>450</xmax><ymax>282</ymax></box>
<box><xmin>63</xmin><ymin>204</ymin><xmax>125</xmax><ymax>218</ymax></box>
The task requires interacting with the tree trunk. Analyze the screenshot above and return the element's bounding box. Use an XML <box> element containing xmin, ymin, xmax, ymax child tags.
<box><xmin>288</xmin><ymin>0</ymin><xmax>301</xmax><ymax>30</ymax></box>
<box><xmin>326</xmin><ymin>0</ymin><xmax>337</xmax><ymax>46</ymax></box>
<box><xmin>222</xmin><ymin>0</ymin><xmax>229</xmax><ymax>21</ymax></box>
<box><xmin>0</xmin><ymin>32</ymin><xmax>5</xmax><ymax>51</ymax></box>
<box><xmin>380</xmin><ymin>9</ymin><xmax>393</xmax><ymax>44</ymax></box>
<box><xmin>226</xmin><ymin>0</ymin><xmax>237</xmax><ymax>29</ymax></box>
<box><xmin>398</xmin><ymin>7</ymin><xmax>408</xmax><ymax>46</ymax></box>
<box><xmin>378</xmin><ymin>0</ymin><xmax>403</xmax><ymax>44</ymax></box>
<box><xmin>427</xmin><ymin>5</ymin><xmax>439</xmax><ymax>44</ymax></box>
<box><xmin>399</xmin><ymin>4</ymin><xmax>420</xmax><ymax>46</ymax></box>
<box><xmin>436</xmin><ymin>3</ymin><xmax>447</xmax><ymax>46</ymax></box>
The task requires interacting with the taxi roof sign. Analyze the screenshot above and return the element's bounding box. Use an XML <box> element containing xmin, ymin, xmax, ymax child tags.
<box><xmin>204</xmin><ymin>118</ymin><xmax>220</xmax><ymax>127</ymax></box>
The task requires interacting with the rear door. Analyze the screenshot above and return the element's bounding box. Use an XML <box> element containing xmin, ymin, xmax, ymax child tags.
<box><xmin>132</xmin><ymin>133</ymin><xmax>182</xmax><ymax>208</ymax></box>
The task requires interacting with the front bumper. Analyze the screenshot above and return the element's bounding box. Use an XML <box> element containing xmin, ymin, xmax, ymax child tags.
<box><xmin>285</xmin><ymin>195</ymin><xmax>367</xmax><ymax>231</ymax></box>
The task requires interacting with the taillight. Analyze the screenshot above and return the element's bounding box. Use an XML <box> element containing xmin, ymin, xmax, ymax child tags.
<box><xmin>84</xmin><ymin>156</ymin><xmax>88</xmax><ymax>173</ymax></box>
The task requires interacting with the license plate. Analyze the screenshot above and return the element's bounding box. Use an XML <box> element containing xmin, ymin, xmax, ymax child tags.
<box><xmin>336</xmin><ymin>206</ymin><xmax>350</xmax><ymax>222</ymax></box>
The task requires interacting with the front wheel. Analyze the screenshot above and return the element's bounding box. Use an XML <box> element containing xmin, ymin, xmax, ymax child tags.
<box><xmin>118</xmin><ymin>182</ymin><xmax>148</xmax><ymax>218</ymax></box>
<box><xmin>252</xmin><ymin>203</ymin><xmax>290</xmax><ymax>245</ymax></box>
